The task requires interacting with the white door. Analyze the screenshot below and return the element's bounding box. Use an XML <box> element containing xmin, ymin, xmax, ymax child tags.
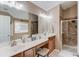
<box><xmin>0</xmin><ymin>15</ymin><xmax>10</xmax><ymax>43</ymax></box>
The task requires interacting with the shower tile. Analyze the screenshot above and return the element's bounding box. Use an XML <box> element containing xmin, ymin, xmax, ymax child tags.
<box><xmin>62</xmin><ymin>20</ymin><xmax>77</xmax><ymax>46</ymax></box>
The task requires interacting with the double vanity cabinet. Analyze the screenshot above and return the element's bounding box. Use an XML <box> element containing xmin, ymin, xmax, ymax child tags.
<box><xmin>13</xmin><ymin>47</ymin><xmax>35</xmax><ymax>57</ymax></box>
<box><xmin>12</xmin><ymin>35</ymin><xmax>55</xmax><ymax>57</ymax></box>
<box><xmin>0</xmin><ymin>33</ymin><xmax>56</xmax><ymax>57</ymax></box>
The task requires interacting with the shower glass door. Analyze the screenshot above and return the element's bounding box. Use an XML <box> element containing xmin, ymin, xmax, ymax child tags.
<box><xmin>62</xmin><ymin>20</ymin><xmax>77</xmax><ymax>46</ymax></box>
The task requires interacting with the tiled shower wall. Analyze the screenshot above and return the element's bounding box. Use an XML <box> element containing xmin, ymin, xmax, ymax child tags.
<box><xmin>62</xmin><ymin>20</ymin><xmax>77</xmax><ymax>46</ymax></box>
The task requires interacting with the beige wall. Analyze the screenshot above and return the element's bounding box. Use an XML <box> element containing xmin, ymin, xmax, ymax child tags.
<box><xmin>63</xmin><ymin>5</ymin><xmax>77</xmax><ymax>19</ymax></box>
<box><xmin>48</xmin><ymin>5</ymin><xmax>61</xmax><ymax>50</ymax></box>
<box><xmin>60</xmin><ymin>6</ymin><xmax>64</xmax><ymax>19</ymax></box>
<box><xmin>0</xmin><ymin>11</ymin><xmax>10</xmax><ymax>16</ymax></box>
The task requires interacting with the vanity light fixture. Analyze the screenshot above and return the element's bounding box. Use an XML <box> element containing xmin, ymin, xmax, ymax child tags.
<box><xmin>39</xmin><ymin>13</ymin><xmax>47</xmax><ymax>18</ymax></box>
<box><xmin>39</xmin><ymin>13</ymin><xmax>52</xmax><ymax>19</ymax></box>
<box><xmin>15</xmin><ymin>3</ymin><xmax>23</xmax><ymax>10</ymax></box>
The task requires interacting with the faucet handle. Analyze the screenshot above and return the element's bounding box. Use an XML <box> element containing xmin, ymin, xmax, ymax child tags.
<box><xmin>11</xmin><ymin>40</ymin><xmax>17</xmax><ymax>47</ymax></box>
<box><xmin>22</xmin><ymin>38</ymin><xmax>26</xmax><ymax>43</ymax></box>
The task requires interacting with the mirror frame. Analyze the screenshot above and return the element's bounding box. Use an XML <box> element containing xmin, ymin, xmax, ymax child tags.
<box><xmin>13</xmin><ymin>18</ymin><xmax>30</xmax><ymax>35</ymax></box>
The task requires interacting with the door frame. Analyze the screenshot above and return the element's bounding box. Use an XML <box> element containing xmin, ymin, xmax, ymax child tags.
<box><xmin>60</xmin><ymin>19</ymin><xmax>77</xmax><ymax>51</ymax></box>
<box><xmin>0</xmin><ymin>15</ymin><xmax>10</xmax><ymax>43</ymax></box>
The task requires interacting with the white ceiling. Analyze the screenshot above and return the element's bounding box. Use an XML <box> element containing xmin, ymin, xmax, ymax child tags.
<box><xmin>0</xmin><ymin>1</ymin><xmax>77</xmax><ymax>18</ymax></box>
<box><xmin>31</xmin><ymin>1</ymin><xmax>63</xmax><ymax>11</ymax></box>
<box><xmin>31</xmin><ymin>1</ymin><xmax>77</xmax><ymax>11</ymax></box>
<box><xmin>61</xmin><ymin>1</ymin><xmax>77</xmax><ymax>10</ymax></box>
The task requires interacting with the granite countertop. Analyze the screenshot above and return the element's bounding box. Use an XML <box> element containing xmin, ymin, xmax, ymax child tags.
<box><xmin>0</xmin><ymin>33</ymin><xmax>56</xmax><ymax>57</ymax></box>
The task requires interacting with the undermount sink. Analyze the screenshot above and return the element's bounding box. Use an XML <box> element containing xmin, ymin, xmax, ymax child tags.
<box><xmin>11</xmin><ymin>44</ymin><xmax>25</xmax><ymax>51</ymax></box>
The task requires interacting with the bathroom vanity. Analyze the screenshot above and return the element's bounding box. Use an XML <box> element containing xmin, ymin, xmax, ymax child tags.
<box><xmin>0</xmin><ymin>33</ymin><xmax>56</xmax><ymax>57</ymax></box>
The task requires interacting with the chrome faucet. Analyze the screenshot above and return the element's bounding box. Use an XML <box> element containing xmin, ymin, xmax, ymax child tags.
<box><xmin>11</xmin><ymin>40</ymin><xmax>17</xmax><ymax>47</ymax></box>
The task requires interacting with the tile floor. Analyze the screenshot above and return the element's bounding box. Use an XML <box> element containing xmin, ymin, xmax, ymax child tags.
<box><xmin>49</xmin><ymin>45</ymin><xmax>77</xmax><ymax>57</ymax></box>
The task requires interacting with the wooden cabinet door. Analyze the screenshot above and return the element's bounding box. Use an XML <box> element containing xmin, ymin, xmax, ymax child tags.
<box><xmin>12</xmin><ymin>48</ymin><xmax>36</xmax><ymax>57</ymax></box>
<box><xmin>24</xmin><ymin>48</ymin><xmax>35</xmax><ymax>57</ymax></box>
<box><xmin>48</xmin><ymin>36</ymin><xmax>55</xmax><ymax>54</ymax></box>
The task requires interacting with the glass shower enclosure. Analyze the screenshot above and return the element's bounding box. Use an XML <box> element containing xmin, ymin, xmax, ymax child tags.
<box><xmin>61</xmin><ymin>19</ymin><xmax>77</xmax><ymax>47</ymax></box>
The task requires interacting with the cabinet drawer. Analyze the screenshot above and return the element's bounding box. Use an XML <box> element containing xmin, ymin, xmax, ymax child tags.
<box><xmin>24</xmin><ymin>48</ymin><xmax>34</xmax><ymax>57</ymax></box>
<box><xmin>48</xmin><ymin>36</ymin><xmax>55</xmax><ymax>54</ymax></box>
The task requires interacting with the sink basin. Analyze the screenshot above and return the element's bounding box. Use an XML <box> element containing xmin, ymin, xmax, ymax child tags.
<box><xmin>11</xmin><ymin>45</ymin><xmax>25</xmax><ymax>51</ymax></box>
<box><xmin>25</xmin><ymin>38</ymin><xmax>32</xmax><ymax>42</ymax></box>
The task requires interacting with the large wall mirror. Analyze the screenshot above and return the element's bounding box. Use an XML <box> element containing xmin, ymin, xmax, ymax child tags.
<box><xmin>29</xmin><ymin>13</ymin><xmax>38</xmax><ymax>35</ymax></box>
